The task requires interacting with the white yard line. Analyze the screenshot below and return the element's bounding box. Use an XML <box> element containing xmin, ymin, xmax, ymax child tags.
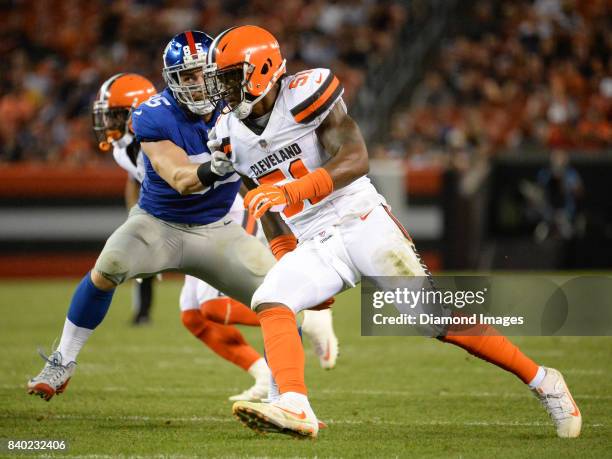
<box><xmin>4</xmin><ymin>383</ymin><xmax>612</xmax><ymax>400</ymax></box>
<box><xmin>0</xmin><ymin>412</ymin><xmax>604</xmax><ymax>428</ymax></box>
<box><xmin>41</xmin><ymin>456</ymin><xmax>198</xmax><ymax>459</ymax></box>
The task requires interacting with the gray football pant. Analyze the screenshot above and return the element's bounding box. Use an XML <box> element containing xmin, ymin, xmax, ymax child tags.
<box><xmin>94</xmin><ymin>205</ymin><xmax>275</xmax><ymax>306</ymax></box>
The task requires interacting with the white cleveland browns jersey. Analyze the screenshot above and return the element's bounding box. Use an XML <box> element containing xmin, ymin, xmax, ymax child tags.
<box><xmin>112</xmin><ymin>137</ymin><xmax>146</xmax><ymax>183</ymax></box>
<box><xmin>215</xmin><ymin>68</ymin><xmax>385</xmax><ymax>240</ymax></box>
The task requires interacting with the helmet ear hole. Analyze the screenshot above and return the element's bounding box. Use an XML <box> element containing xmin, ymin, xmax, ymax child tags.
<box><xmin>261</xmin><ymin>58</ymin><xmax>273</xmax><ymax>75</ymax></box>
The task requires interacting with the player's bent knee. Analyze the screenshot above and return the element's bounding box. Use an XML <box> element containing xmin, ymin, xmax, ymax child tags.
<box><xmin>90</xmin><ymin>269</ymin><xmax>117</xmax><ymax>291</ymax></box>
<box><xmin>254</xmin><ymin>302</ymin><xmax>295</xmax><ymax>314</ymax></box>
<box><xmin>94</xmin><ymin>249</ymin><xmax>130</xmax><ymax>286</ymax></box>
<box><xmin>251</xmin><ymin>285</ymin><xmax>301</xmax><ymax>314</ymax></box>
<box><xmin>181</xmin><ymin>309</ymin><xmax>207</xmax><ymax>336</ymax></box>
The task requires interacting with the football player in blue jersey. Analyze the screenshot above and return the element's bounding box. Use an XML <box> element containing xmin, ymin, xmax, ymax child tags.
<box><xmin>27</xmin><ymin>30</ymin><xmax>338</xmax><ymax>403</ymax></box>
<box><xmin>90</xmin><ymin>71</ymin><xmax>273</xmax><ymax>400</ymax></box>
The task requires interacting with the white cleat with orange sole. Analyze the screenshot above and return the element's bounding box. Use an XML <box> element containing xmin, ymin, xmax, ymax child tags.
<box><xmin>233</xmin><ymin>400</ymin><xmax>319</xmax><ymax>438</ymax></box>
<box><xmin>27</xmin><ymin>351</ymin><xmax>76</xmax><ymax>401</ymax></box>
<box><xmin>532</xmin><ymin>367</ymin><xmax>581</xmax><ymax>438</ymax></box>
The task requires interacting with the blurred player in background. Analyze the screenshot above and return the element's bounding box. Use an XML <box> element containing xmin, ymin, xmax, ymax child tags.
<box><xmin>93</xmin><ymin>73</ymin><xmax>156</xmax><ymax>326</ymax></box>
<box><xmin>27</xmin><ymin>31</ymin><xmax>338</xmax><ymax>403</ymax></box>
<box><xmin>536</xmin><ymin>150</ymin><xmax>584</xmax><ymax>241</ymax></box>
<box><xmin>203</xmin><ymin>25</ymin><xmax>581</xmax><ymax>439</ymax></box>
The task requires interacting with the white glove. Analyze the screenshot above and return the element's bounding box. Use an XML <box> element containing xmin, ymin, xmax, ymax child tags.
<box><xmin>211</xmin><ymin>150</ymin><xmax>234</xmax><ymax>175</ymax></box>
<box><xmin>207</xmin><ymin>127</ymin><xmax>234</xmax><ymax>176</ymax></box>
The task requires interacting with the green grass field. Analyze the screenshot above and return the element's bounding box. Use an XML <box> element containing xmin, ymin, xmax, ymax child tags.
<box><xmin>1</xmin><ymin>279</ymin><xmax>611</xmax><ymax>458</ymax></box>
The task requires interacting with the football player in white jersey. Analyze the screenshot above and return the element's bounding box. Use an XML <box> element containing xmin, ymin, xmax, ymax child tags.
<box><xmin>203</xmin><ymin>26</ymin><xmax>582</xmax><ymax>439</ymax></box>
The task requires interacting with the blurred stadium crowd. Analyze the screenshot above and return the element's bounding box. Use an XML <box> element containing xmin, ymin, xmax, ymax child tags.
<box><xmin>0</xmin><ymin>0</ymin><xmax>407</xmax><ymax>164</ymax></box>
<box><xmin>380</xmin><ymin>0</ymin><xmax>611</xmax><ymax>162</ymax></box>
<box><xmin>1</xmin><ymin>0</ymin><xmax>610</xmax><ymax>165</ymax></box>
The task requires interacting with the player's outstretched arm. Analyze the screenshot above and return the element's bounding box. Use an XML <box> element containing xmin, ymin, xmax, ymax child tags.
<box><xmin>141</xmin><ymin>140</ymin><xmax>204</xmax><ymax>195</ymax></box>
<box><xmin>316</xmin><ymin>100</ymin><xmax>369</xmax><ymax>189</ymax></box>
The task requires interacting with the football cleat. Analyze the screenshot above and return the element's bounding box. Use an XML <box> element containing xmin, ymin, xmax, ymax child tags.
<box><xmin>532</xmin><ymin>367</ymin><xmax>581</xmax><ymax>438</ymax></box>
<box><xmin>229</xmin><ymin>380</ymin><xmax>269</xmax><ymax>402</ymax></box>
<box><xmin>301</xmin><ymin>309</ymin><xmax>339</xmax><ymax>370</ymax></box>
<box><xmin>27</xmin><ymin>350</ymin><xmax>76</xmax><ymax>401</ymax></box>
<box><xmin>233</xmin><ymin>400</ymin><xmax>319</xmax><ymax>438</ymax></box>
<box><xmin>230</xmin><ymin>358</ymin><xmax>271</xmax><ymax>401</ymax></box>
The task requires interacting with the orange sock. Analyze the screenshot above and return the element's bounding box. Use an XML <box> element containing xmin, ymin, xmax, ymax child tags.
<box><xmin>181</xmin><ymin>310</ymin><xmax>261</xmax><ymax>371</ymax></box>
<box><xmin>258</xmin><ymin>306</ymin><xmax>306</xmax><ymax>395</ymax></box>
<box><xmin>200</xmin><ymin>297</ymin><xmax>260</xmax><ymax>326</ymax></box>
<box><xmin>440</xmin><ymin>323</ymin><xmax>539</xmax><ymax>384</ymax></box>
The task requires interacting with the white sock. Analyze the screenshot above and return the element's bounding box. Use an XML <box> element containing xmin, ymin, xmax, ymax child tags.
<box><xmin>57</xmin><ymin>318</ymin><xmax>93</xmax><ymax>363</ymax></box>
<box><xmin>528</xmin><ymin>366</ymin><xmax>546</xmax><ymax>389</ymax></box>
<box><xmin>302</xmin><ymin>309</ymin><xmax>332</xmax><ymax>333</ymax></box>
<box><xmin>267</xmin><ymin>373</ymin><xmax>280</xmax><ymax>403</ymax></box>
<box><xmin>247</xmin><ymin>358</ymin><xmax>269</xmax><ymax>382</ymax></box>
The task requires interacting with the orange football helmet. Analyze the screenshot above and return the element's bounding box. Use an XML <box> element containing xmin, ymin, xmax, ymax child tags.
<box><xmin>204</xmin><ymin>25</ymin><xmax>286</xmax><ymax>119</ymax></box>
<box><xmin>93</xmin><ymin>73</ymin><xmax>156</xmax><ymax>151</ymax></box>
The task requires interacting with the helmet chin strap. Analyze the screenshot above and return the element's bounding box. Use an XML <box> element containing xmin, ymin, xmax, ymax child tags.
<box><xmin>234</xmin><ymin>101</ymin><xmax>254</xmax><ymax>120</ymax></box>
<box><xmin>234</xmin><ymin>59</ymin><xmax>287</xmax><ymax>120</ymax></box>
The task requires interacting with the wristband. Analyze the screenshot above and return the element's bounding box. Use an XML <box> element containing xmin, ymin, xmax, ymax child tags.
<box><xmin>269</xmin><ymin>234</ymin><xmax>298</xmax><ymax>260</ymax></box>
<box><xmin>282</xmin><ymin>168</ymin><xmax>334</xmax><ymax>204</ymax></box>
<box><xmin>197</xmin><ymin>162</ymin><xmax>221</xmax><ymax>188</ymax></box>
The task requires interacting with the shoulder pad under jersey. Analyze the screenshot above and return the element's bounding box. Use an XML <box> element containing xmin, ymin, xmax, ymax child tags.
<box><xmin>284</xmin><ymin>68</ymin><xmax>344</xmax><ymax>125</ymax></box>
<box><xmin>131</xmin><ymin>93</ymin><xmax>178</xmax><ymax>142</ymax></box>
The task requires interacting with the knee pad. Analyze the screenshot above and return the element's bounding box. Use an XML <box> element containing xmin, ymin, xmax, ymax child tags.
<box><xmin>94</xmin><ymin>249</ymin><xmax>130</xmax><ymax>285</ymax></box>
<box><xmin>233</xmin><ymin>235</ymin><xmax>275</xmax><ymax>277</ymax></box>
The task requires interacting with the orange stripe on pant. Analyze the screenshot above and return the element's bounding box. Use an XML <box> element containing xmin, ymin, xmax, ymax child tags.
<box><xmin>383</xmin><ymin>205</ymin><xmax>413</xmax><ymax>242</ymax></box>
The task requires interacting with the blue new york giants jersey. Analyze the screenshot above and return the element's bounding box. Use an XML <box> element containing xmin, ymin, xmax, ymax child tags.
<box><xmin>132</xmin><ymin>88</ymin><xmax>240</xmax><ymax>224</ymax></box>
